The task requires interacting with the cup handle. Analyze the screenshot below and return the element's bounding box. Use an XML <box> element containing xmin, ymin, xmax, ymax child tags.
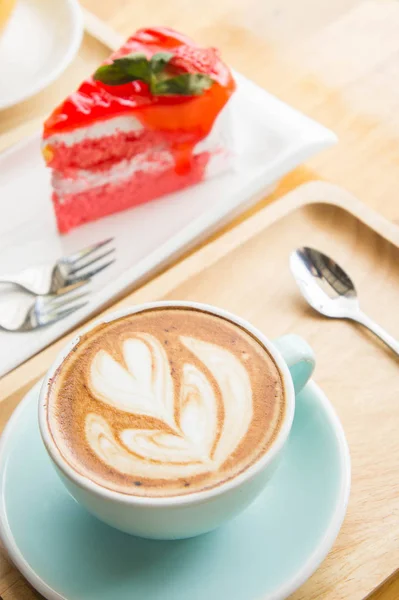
<box><xmin>273</xmin><ymin>334</ymin><xmax>315</xmax><ymax>394</ymax></box>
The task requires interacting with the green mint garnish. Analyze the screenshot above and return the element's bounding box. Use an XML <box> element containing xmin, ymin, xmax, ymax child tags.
<box><xmin>94</xmin><ymin>53</ymin><xmax>150</xmax><ymax>85</ymax></box>
<box><xmin>150</xmin><ymin>51</ymin><xmax>173</xmax><ymax>74</ymax></box>
<box><xmin>93</xmin><ymin>51</ymin><xmax>214</xmax><ymax>96</ymax></box>
<box><xmin>151</xmin><ymin>73</ymin><xmax>213</xmax><ymax>96</ymax></box>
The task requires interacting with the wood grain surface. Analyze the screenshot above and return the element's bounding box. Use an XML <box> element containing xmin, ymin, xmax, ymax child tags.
<box><xmin>1</xmin><ymin>182</ymin><xmax>398</xmax><ymax>600</ymax></box>
<box><xmin>1</xmin><ymin>1</ymin><xmax>399</xmax><ymax>598</ymax></box>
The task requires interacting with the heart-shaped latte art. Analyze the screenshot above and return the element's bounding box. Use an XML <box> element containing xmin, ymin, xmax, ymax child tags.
<box><xmin>89</xmin><ymin>334</ymin><xmax>175</xmax><ymax>427</ymax></box>
<box><xmin>86</xmin><ymin>333</ymin><xmax>253</xmax><ymax>479</ymax></box>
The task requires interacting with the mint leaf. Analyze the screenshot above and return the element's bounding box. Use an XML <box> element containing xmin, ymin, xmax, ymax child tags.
<box><xmin>93</xmin><ymin>63</ymin><xmax>138</xmax><ymax>85</ymax></box>
<box><xmin>150</xmin><ymin>52</ymin><xmax>173</xmax><ymax>74</ymax></box>
<box><xmin>112</xmin><ymin>53</ymin><xmax>150</xmax><ymax>81</ymax></box>
<box><xmin>93</xmin><ymin>52</ymin><xmax>150</xmax><ymax>86</ymax></box>
<box><xmin>93</xmin><ymin>52</ymin><xmax>214</xmax><ymax>95</ymax></box>
<box><xmin>151</xmin><ymin>73</ymin><xmax>213</xmax><ymax>95</ymax></box>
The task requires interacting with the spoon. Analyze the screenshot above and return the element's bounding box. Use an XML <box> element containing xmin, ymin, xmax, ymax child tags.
<box><xmin>290</xmin><ymin>247</ymin><xmax>399</xmax><ymax>356</ymax></box>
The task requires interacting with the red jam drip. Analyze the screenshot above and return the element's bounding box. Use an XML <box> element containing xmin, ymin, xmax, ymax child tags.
<box><xmin>43</xmin><ymin>28</ymin><xmax>236</xmax><ymax>174</ymax></box>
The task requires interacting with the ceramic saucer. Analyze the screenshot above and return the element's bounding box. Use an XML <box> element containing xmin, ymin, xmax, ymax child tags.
<box><xmin>0</xmin><ymin>0</ymin><xmax>83</xmax><ymax>110</ymax></box>
<box><xmin>0</xmin><ymin>379</ymin><xmax>350</xmax><ymax>600</ymax></box>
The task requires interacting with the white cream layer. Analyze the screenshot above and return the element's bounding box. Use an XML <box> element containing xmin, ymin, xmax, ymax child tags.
<box><xmin>52</xmin><ymin>149</ymin><xmax>175</xmax><ymax>196</ymax></box>
<box><xmin>42</xmin><ymin>105</ymin><xmax>232</xmax><ymax>153</ymax></box>
<box><xmin>85</xmin><ymin>333</ymin><xmax>253</xmax><ymax>480</ymax></box>
<box><xmin>44</xmin><ymin>103</ymin><xmax>232</xmax><ymax>150</ymax></box>
<box><xmin>53</xmin><ymin>145</ymin><xmax>230</xmax><ymax>198</ymax></box>
<box><xmin>44</xmin><ymin>115</ymin><xmax>144</xmax><ymax>147</ymax></box>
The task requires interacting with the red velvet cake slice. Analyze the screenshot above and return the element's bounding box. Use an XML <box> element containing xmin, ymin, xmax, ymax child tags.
<box><xmin>42</xmin><ymin>27</ymin><xmax>236</xmax><ymax>233</ymax></box>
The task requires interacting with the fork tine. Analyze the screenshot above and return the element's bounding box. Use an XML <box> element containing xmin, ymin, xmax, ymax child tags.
<box><xmin>66</xmin><ymin>258</ymin><xmax>116</xmax><ymax>285</ymax></box>
<box><xmin>63</xmin><ymin>238</ymin><xmax>114</xmax><ymax>265</ymax></box>
<box><xmin>45</xmin><ymin>302</ymin><xmax>89</xmax><ymax>325</ymax></box>
<box><xmin>68</xmin><ymin>248</ymin><xmax>116</xmax><ymax>276</ymax></box>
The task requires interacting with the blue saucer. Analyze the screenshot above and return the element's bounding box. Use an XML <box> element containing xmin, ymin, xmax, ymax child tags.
<box><xmin>0</xmin><ymin>380</ymin><xmax>350</xmax><ymax>600</ymax></box>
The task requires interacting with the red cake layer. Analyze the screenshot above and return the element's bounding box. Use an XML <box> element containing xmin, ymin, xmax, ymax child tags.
<box><xmin>45</xmin><ymin>128</ymin><xmax>210</xmax><ymax>172</ymax></box>
<box><xmin>53</xmin><ymin>153</ymin><xmax>209</xmax><ymax>233</ymax></box>
<box><xmin>45</xmin><ymin>129</ymin><xmax>142</xmax><ymax>171</ymax></box>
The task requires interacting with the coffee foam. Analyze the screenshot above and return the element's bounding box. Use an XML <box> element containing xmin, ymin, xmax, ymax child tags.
<box><xmin>46</xmin><ymin>308</ymin><xmax>285</xmax><ymax>497</ymax></box>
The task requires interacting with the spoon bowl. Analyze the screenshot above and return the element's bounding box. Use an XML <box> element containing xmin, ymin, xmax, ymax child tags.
<box><xmin>290</xmin><ymin>247</ymin><xmax>399</xmax><ymax>355</ymax></box>
<box><xmin>290</xmin><ymin>247</ymin><xmax>360</xmax><ymax>319</ymax></box>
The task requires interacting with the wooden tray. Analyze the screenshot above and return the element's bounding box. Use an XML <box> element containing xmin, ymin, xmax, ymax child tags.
<box><xmin>1</xmin><ymin>181</ymin><xmax>398</xmax><ymax>600</ymax></box>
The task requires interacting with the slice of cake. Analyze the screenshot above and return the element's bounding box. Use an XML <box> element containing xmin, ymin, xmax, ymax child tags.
<box><xmin>42</xmin><ymin>27</ymin><xmax>236</xmax><ymax>233</ymax></box>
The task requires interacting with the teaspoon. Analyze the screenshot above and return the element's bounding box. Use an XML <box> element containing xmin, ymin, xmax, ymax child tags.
<box><xmin>290</xmin><ymin>247</ymin><xmax>399</xmax><ymax>356</ymax></box>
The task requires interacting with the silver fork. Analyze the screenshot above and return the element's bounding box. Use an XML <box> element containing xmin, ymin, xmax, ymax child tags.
<box><xmin>0</xmin><ymin>287</ymin><xmax>90</xmax><ymax>332</ymax></box>
<box><xmin>0</xmin><ymin>239</ymin><xmax>115</xmax><ymax>295</ymax></box>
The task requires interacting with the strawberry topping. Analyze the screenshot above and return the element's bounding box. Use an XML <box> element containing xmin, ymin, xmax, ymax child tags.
<box><xmin>169</xmin><ymin>46</ymin><xmax>220</xmax><ymax>75</ymax></box>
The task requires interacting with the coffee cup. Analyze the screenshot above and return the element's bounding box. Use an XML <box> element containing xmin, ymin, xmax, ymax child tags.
<box><xmin>39</xmin><ymin>301</ymin><xmax>315</xmax><ymax>539</ymax></box>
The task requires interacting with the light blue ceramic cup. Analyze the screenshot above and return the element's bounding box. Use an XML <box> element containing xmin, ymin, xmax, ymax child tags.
<box><xmin>39</xmin><ymin>301</ymin><xmax>315</xmax><ymax>540</ymax></box>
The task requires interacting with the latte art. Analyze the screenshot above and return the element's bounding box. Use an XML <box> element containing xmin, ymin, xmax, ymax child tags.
<box><xmin>46</xmin><ymin>308</ymin><xmax>285</xmax><ymax>497</ymax></box>
<box><xmin>86</xmin><ymin>334</ymin><xmax>253</xmax><ymax>479</ymax></box>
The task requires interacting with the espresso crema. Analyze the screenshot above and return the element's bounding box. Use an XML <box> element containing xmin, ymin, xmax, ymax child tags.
<box><xmin>46</xmin><ymin>308</ymin><xmax>285</xmax><ymax>497</ymax></box>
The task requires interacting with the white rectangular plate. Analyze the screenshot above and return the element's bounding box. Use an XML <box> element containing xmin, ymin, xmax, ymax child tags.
<box><xmin>0</xmin><ymin>72</ymin><xmax>336</xmax><ymax>376</ymax></box>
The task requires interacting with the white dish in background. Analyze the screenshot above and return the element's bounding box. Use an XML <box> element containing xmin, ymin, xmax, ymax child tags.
<box><xmin>0</xmin><ymin>0</ymin><xmax>83</xmax><ymax>110</ymax></box>
<box><xmin>0</xmin><ymin>72</ymin><xmax>336</xmax><ymax>376</ymax></box>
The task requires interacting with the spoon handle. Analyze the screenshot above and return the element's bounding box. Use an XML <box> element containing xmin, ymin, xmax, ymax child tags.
<box><xmin>353</xmin><ymin>311</ymin><xmax>399</xmax><ymax>356</ymax></box>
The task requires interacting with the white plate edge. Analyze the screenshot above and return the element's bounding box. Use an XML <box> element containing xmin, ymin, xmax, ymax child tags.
<box><xmin>0</xmin><ymin>0</ymin><xmax>84</xmax><ymax>111</ymax></box>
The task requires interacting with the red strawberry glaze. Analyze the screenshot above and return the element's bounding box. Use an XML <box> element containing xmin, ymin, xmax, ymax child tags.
<box><xmin>43</xmin><ymin>27</ymin><xmax>235</xmax><ymax>147</ymax></box>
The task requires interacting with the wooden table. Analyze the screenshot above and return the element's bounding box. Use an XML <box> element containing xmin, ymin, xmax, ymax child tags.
<box><xmin>1</xmin><ymin>0</ymin><xmax>399</xmax><ymax>598</ymax></box>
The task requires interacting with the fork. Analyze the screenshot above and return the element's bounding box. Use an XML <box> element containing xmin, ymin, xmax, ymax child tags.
<box><xmin>0</xmin><ymin>238</ymin><xmax>115</xmax><ymax>295</ymax></box>
<box><xmin>0</xmin><ymin>287</ymin><xmax>90</xmax><ymax>332</ymax></box>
